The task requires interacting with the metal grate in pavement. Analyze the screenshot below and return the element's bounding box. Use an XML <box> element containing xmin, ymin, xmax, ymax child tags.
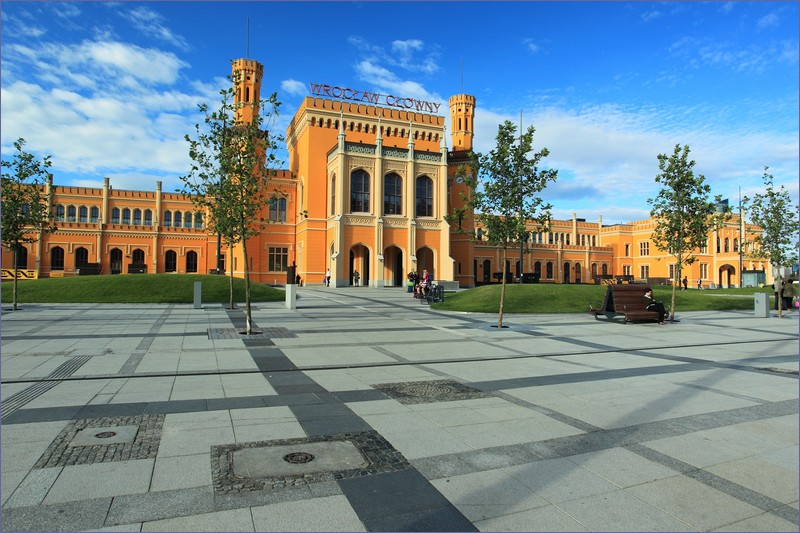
<box><xmin>1</xmin><ymin>356</ymin><xmax>92</xmax><ymax>419</ymax></box>
<box><xmin>372</xmin><ymin>379</ymin><xmax>493</xmax><ymax>405</ymax></box>
<box><xmin>208</xmin><ymin>327</ymin><xmax>296</xmax><ymax>340</ymax></box>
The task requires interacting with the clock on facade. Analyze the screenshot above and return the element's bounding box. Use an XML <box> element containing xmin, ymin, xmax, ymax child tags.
<box><xmin>455</xmin><ymin>176</ymin><xmax>464</xmax><ymax>184</ymax></box>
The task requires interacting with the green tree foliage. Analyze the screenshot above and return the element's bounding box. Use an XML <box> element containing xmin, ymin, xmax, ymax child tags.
<box><xmin>648</xmin><ymin>144</ymin><xmax>728</xmax><ymax>320</ymax></box>
<box><xmin>180</xmin><ymin>67</ymin><xmax>285</xmax><ymax>334</ymax></box>
<box><xmin>744</xmin><ymin>166</ymin><xmax>799</xmax><ymax>317</ymax></box>
<box><xmin>1</xmin><ymin>138</ymin><xmax>58</xmax><ymax>311</ymax></box>
<box><xmin>453</xmin><ymin>120</ymin><xmax>557</xmax><ymax>328</ymax></box>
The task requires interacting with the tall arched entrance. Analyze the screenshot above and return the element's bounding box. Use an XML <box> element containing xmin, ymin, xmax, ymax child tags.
<box><xmin>383</xmin><ymin>245</ymin><xmax>404</xmax><ymax>287</ymax></box>
<box><xmin>563</xmin><ymin>262</ymin><xmax>571</xmax><ymax>284</ymax></box>
<box><xmin>349</xmin><ymin>244</ymin><xmax>370</xmax><ymax>287</ymax></box>
<box><xmin>574</xmin><ymin>262</ymin><xmax>582</xmax><ymax>284</ymax></box>
<box><xmin>110</xmin><ymin>248</ymin><xmax>123</xmax><ymax>274</ymax></box>
<box><xmin>719</xmin><ymin>265</ymin><xmax>736</xmax><ymax>288</ymax></box>
<box><xmin>416</xmin><ymin>247</ymin><xmax>435</xmax><ymax>279</ymax></box>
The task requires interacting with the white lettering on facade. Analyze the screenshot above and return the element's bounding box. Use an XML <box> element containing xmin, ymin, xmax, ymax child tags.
<box><xmin>309</xmin><ymin>82</ymin><xmax>440</xmax><ymax>114</ymax></box>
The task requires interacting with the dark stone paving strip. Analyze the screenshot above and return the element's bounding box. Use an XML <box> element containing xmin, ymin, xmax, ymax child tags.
<box><xmin>228</xmin><ymin>308</ymin><xmax>476</xmax><ymax>532</ymax></box>
<box><xmin>339</xmin><ymin>468</ymin><xmax>478</xmax><ymax>532</ymax></box>
<box><xmin>412</xmin><ymin>398</ymin><xmax>799</xmax><ymax>526</ymax></box>
<box><xmin>628</xmin><ymin>443</ymin><xmax>799</xmax><ymax>525</ymax></box>
<box><xmin>118</xmin><ymin>305</ymin><xmax>174</xmax><ymax>375</ymax></box>
<box><xmin>8</xmin><ymin>331</ymin><xmax>208</xmax><ymax>341</ymax></box>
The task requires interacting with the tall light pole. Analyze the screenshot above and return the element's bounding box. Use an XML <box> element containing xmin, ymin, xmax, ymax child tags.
<box><xmin>738</xmin><ymin>186</ymin><xmax>744</xmax><ymax>287</ymax></box>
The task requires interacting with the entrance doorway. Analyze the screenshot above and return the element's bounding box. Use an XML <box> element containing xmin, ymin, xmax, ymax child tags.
<box><xmin>349</xmin><ymin>244</ymin><xmax>370</xmax><ymax>287</ymax></box>
<box><xmin>416</xmin><ymin>247</ymin><xmax>434</xmax><ymax>279</ymax></box>
<box><xmin>384</xmin><ymin>245</ymin><xmax>404</xmax><ymax>287</ymax></box>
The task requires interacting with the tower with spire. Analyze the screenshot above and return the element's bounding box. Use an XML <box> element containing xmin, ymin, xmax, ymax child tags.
<box><xmin>231</xmin><ymin>58</ymin><xmax>263</xmax><ymax>124</ymax></box>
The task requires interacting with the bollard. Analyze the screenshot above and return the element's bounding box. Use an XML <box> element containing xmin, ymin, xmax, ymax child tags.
<box><xmin>753</xmin><ymin>292</ymin><xmax>769</xmax><ymax>318</ymax></box>
<box><xmin>193</xmin><ymin>281</ymin><xmax>202</xmax><ymax>309</ymax></box>
<box><xmin>285</xmin><ymin>283</ymin><xmax>297</xmax><ymax>310</ymax></box>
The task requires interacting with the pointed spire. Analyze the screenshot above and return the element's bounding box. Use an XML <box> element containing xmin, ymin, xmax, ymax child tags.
<box><xmin>376</xmin><ymin>116</ymin><xmax>382</xmax><ymax>142</ymax></box>
<box><xmin>407</xmin><ymin>120</ymin><xmax>414</xmax><ymax>149</ymax></box>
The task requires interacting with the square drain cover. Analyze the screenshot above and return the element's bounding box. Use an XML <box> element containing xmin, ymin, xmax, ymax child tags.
<box><xmin>212</xmin><ymin>430</ymin><xmax>409</xmax><ymax>495</ymax></box>
<box><xmin>233</xmin><ymin>440</ymin><xmax>368</xmax><ymax>478</ymax></box>
<box><xmin>69</xmin><ymin>425</ymin><xmax>139</xmax><ymax>447</ymax></box>
<box><xmin>373</xmin><ymin>379</ymin><xmax>493</xmax><ymax>404</ymax></box>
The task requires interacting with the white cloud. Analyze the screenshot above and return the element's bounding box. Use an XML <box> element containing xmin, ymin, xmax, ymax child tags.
<box><xmin>471</xmin><ymin>102</ymin><xmax>798</xmax><ymax>225</ymax></box>
<box><xmin>522</xmin><ymin>38</ymin><xmax>540</xmax><ymax>54</ymax></box>
<box><xmin>641</xmin><ymin>10</ymin><xmax>661</xmax><ymax>22</ymax></box>
<box><xmin>354</xmin><ymin>59</ymin><xmax>442</xmax><ymax>103</ymax></box>
<box><xmin>122</xmin><ymin>6</ymin><xmax>190</xmax><ymax>51</ymax></box>
<box><xmin>757</xmin><ymin>12</ymin><xmax>780</xmax><ymax>30</ymax></box>
<box><xmin>281</xmin><ymin>79</ymin><xmax>307</xmax><ymax>96</ymax></box>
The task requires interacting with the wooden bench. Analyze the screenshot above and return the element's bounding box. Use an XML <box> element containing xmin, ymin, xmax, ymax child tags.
<box><xmin>589</xmin><ymin>284</ymin><xmax>665</xmax><ymax>323</ymax></box>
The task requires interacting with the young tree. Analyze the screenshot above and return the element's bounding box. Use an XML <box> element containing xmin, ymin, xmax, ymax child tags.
<box><xmin>1</xmin><ymin>138</ymin><xmax>58</xmax><ymax>311</ymax></box>
<box><xmin>647</xmin><ymin>144</ymin><xmax>728</xmax><ymax>321</ymax></box>
<box><xmin>453</xmin><ymin>120</ymin><xmax>557</xmax><ymax>328</ymax></box>
<box><xmin>181</xmin><ymin>67</ymin><xmax>284</xmax><ymax>334</ymax></box>
<box><xmin>744</xmin><ymin>166</ymin><xmax>799</xmax><ymax>317</ymax></box>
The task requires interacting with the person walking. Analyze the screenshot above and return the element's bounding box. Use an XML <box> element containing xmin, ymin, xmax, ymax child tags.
<box><xmin>353</xmin><ymin>270</ymin><xmax>360</xmax><ymax>287</ymax></box>
<box><xmin>682</xmin><ymin>276</ymin><xmax>688</xmax><ymax>291</ymax></box>
<box><xmin>325</xmin><ymin>268</ymin><xmax>331</xmax><ymax>287</ymax></box>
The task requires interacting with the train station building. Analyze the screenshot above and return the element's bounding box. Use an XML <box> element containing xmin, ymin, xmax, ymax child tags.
<box><xmin>2</xmin><ymin>57</ymin><xmax>771</xmax><ymax>289</ymax></box>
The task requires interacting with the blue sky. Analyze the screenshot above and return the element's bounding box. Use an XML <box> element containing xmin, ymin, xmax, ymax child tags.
<box><xmin>2</xmin><ymin>1</ymin><xmax>797</xmax><ymax>224</ymax></box>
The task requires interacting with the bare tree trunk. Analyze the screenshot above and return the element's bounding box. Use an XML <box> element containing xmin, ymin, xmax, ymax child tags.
<box><xmin>12</xmin><ymin>246</ymin><xmax>19</xmax><ymax>311</ymax></box>
<box><xmin>242</xmin><ymin>236</ymin><xmax>252</xmax><ymax>335</ymax></box>
<box><xmin>227</xmin><ymin>237</ymin><xmax>234</xmax><ymax>310</ymax></box>
<box><xmin>670</xmin><ymin>252</ymin><xmax>680</xmax><ymax>322</ymax></box>
<box><xmin>498</xmin><ymin>246</ymin><xmax>507</xmax><ymax>328</ymax></box>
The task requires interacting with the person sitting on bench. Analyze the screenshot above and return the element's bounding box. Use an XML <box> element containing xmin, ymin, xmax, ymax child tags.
<box><xmin>643</xmin><ymin>289</ymin><xmax>667</xmax><ymax>324</ymax></box>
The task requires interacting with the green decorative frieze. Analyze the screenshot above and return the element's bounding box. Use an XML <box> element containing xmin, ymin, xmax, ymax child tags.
<box><xmin>382</xmin><ymin>147</ymin><xmax>408</xmax><ymax>158</ymax></box>
<box><xmin>345</xmin><ymin>143</ymin><xmax>376</xmax><ymax>155</ymax></box>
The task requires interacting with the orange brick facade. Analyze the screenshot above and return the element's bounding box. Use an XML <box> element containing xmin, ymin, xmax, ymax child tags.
<box><xmin>2</xmin><ymin>58</ymin><xmax>771</xmax><ymax>288</ymax></box>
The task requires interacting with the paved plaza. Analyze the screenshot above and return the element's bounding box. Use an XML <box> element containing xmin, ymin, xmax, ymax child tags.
<box><xmin>1</xmin><ymin>286</ymin><xmax>798</xmax><ymax>532</ymax></box>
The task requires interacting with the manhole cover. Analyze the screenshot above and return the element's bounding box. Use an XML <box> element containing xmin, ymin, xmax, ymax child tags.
<box><xmin>211</xmin><ymin>431</ymin><xmax>410</xmax><ymax>494</ymax></box>
<box><xmin>284</xmin><ymin>451</ymin><xmax>315</xmax><ymax>464</ymax></box>
<box><xmin>374</xmin><ymin>379</ymin><xmax>493</xmax><ymax>405</ymax></box>
<box><xmin>68</xmin><ymin>425</ymin><xmax>139</xmax><ymax>447</ymax></box>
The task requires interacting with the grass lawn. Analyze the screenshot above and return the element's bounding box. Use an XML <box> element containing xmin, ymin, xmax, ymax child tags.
<box><xmin>433</xmin><ymin>283</ymin><xmax>776</xmax><ymax>314</ymax></box>
<box><xmin>1</xmin><ymin>274</ymin><xmax>285</xmax><ymax>304</ymax></box>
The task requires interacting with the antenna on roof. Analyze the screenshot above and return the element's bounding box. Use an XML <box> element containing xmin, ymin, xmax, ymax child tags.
<box><xmin>460</xmin><ymin>57</ymin><xmax>464</xmax><ymax>93</ymax></box>
<box><xmin>246</xmin><ymin>16</ymin><xmax>250</xmax><ymax>59</ymax></box>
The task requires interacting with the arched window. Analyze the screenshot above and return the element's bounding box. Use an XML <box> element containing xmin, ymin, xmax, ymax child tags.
<box><xmin>384</xmin><ymin>173</ymin><xmax>402</xmax><ymax>215</ymax></box>
<box><xmin>90</xmin><ymin>207</ymin><xmax>99</xmax><ymax>223</ymax></box>
<box><xmin>546</xmin><ymin>261</ymin><xmax>554</xmax><ymax>279</ymax></box>
<box><xmin>716</xmin><ymin>237</ymin><xmax>721</xmax><ymax>253</ymax></box>
<box><xmin>534</xmin><ymin>261</ymin><xmax>542</xmax><ymax>276</ymax></box>
<box><xmin>476</xmin><ymin>228</ymin><xmax>484</xmax><ymax>240</ymax></box>
<box><xmin>132</xmin><ymin>249</ymin><xmax>145</xmax><ymax>264</ymax></box>
<box><xmin>330</xmin><ymin>175</ymin><xmax>336</xmax><ymax>216</ymax></box>
<box><xmin>733</xmin><ymin>238</ymin><xmax>739</xmax><ymax>252</ymax></box>
<box><xmin>602</xmin><ymin>264</ymin><xmax>609</xmax><ymax>275</ymax></box>
<box><xmin>724</xmin><ymin>238</ymin><xmax>730</xmax><ymax>252</ymax></box>
<box><xmin>164</xmin><ymin>211</ymin><xmax>172</xmax><ymax>227</ymax></box>
<box><xmin>133</xmin><ymin>209</ymin><xmax>142</xmax><ymax>225</ymax></box>
<box><xmin>51</xmin><ymin>246</ymin><xmax>65</xmax><ymax>270</ymax></box>
<box><xmin>75</xmin><ymin>247</ymin><xmax>89</xmax><ymax>266</ymax></box>
<box><xmin>591</xmin><ymin>236</ymin><xmax>596</xmax><ymax>247</ymax></box>
<box><xmin>269</xmin><ymin>198</ymin><xmax>287</xmax><ymax>222</ymax></box>
<box><xmin>55</xmin><ymin>205</ymin><xmax>65</xmax><ymax>221</ymax></box>
<box><xmin>111</xmin><ymin>208</ymin><xmax>120</xmax><ymax>224</ymax></box>
<box><xmin>194</xmin><ymin>213</ymin><xmax>203</xmax><ymax>228</ymax></box>
<box><xmin>186</xmin><ymin>251</ymin><xmax>198</xmax><ymax>273</ymax></box>
<box><xmin>173</xmin><ymin>211</ymin><xmax>182</xmax><ymax>227</ymax></box>
<box><xmin>184</xmin><ymin>212</ymin><xmax>192</xmax><ymax>228</ymax></box>
<box><xmin>165</xmin><ymin>250</ymin><xmax>177</xmax><ymax>272</ymax></box>
<box><xmin>110</xmin><ymin>248</ymin><xmax>123</xmax><ymax>274</ymax></box>
<box><xmin>350</xmin><ymin>169</ymin><xmax>370</xmax><ymax>213</ymax></box>
<box><xmin>79</xmin><ymin>206</ymin><xmax>88</xmax><ymax>222</ymax></box>
<box><xmin>122</xmin><ymin>208</ymin><xmax>131</xmax><ymax>224</ymax></box>
<box><xmin>415</xmin><ymin>175</ymin><xmax>433</xmax><ymax>217</ymax></box>
<box><xmin>15</xmin><ymin>244</ymin><xmax>28</xmax><ymax>269</ymax></box>
<box><xmin>67</xmin><ymin>205</ymin><xmax>76</xmax><ymax>222</ymax></box>
<box><xmin>144</xmin><ymin>209</ymin><xmax>152</xmax><ymax>226</ymax></box>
